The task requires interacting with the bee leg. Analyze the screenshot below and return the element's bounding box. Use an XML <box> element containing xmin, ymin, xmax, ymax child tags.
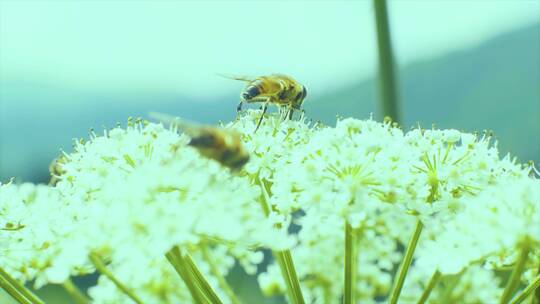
<box><xmin>235</xmin><ymin>101</ymin><xmax>243</xmax><ymax>119</ymax></box>
<box><xmin>254</xmin><ymin>101</ymin><xmax>269</xmax><ymax>133</ymax></box>
<box><xmin>282</xmin><ymin>107</ymin><xmax>290</xmax><ymax>121</ymax></box>
<box><xmin>287</xmin><ymin>106</ymin><xmax>294</xmax><ymax>120</ymax></box>
<box><xmin>277</xmin><ymin>106</ymin><xmax>285</xmax><ymax>119</ymax></box>
<box><xmin>281</xmin><ymin>106</ymin><xmax>293</xmax><ymax>121</ymax></box>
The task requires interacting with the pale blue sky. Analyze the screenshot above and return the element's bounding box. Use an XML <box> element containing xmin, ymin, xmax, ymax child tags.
<box><xmin>0</xmin><ymin>0</ymin><xmax>539</xmax><ymax>100</ymax></box>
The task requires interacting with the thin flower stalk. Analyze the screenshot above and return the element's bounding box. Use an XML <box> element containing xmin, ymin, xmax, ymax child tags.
<box><xmin>0</xmin><ymin>266</ymin><xmax>44</xmax><ymax>304</ymax></box>
<box><xmin>282</xmin><ymin>250</ymin><xmax>305</xmax><ymax>304</ymax></box>
<box><xmin>0</xmin><ymin>274</ymin><xmax>32</xmax><ymax>304</ymax></box>
<box><xmin>166</xmin><ymin>246</ymin><xmax>223</xmax><ymax>304</ymax></box>
<box><xmin>500</xmin><ymin>244</ymin><xmax>531</xmax><ymax>304</ymax></box>
<box><xmin>536</xmin><ymin>265</ymin><xmax>540</xmax><ymax>304</ymax></box>
<box><xmin>272</xmin><ymin>251</ymin><xmax>295</xmax><ymax>302</ymax></box>
<box><xmin>389</xmin><ymin>220</ymin><xmax>423</xmax><ymax>304</ymax></box>
<box><xmin>259</xmin><ymin>177</ymin><xmax>305</xmax><ymax>304</ymax></box>
<box><xmin>439</xmin><ymin>272</ymin><xmax>463</xmax><ymax>303</ymax></box>
<box><xmin>62</xmin><ymin>278</ymin><xmax>90</xmax><ymax>304</ymax></box>
<box><xmin>416</xmin><ymin>270</ymin><xmax>442</xmax><ymax>304</ymax></box>
<box><xmin>183</xmin><ymin>251</ymin><xmax>224</xmax><ymax>304</ymax></box>
<box><xmin>344</xmin><ymin>221</ymin><xmax>357</xmax><ymax>304</ymax></box>
<box><xmin>273</xmin><ymin>250</ymin><xmax>306</xmax><ymax>304</ymax></box>
<box><xmin>201</xmin><ymin>245</ymin><xmax>241</xmax><ymax>304</ymax></box>
<box><xmin>510</xmin><ymin>273</ymin><xmax>540</xmax><ymax>304</ymax></box>
<box><xmin>89</xmin><ymin>252</ymin><xmax>144</xmax><ymax>304</ymax></box>
<box><xmin>166</xmin><ymin>248</ymin><xmax>207</xmax><ymax>304</ymax></box>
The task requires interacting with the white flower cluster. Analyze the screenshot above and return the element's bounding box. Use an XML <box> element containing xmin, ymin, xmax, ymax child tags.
<box><xmin>237</xmin><ymin>115</ymin><xmax>533</xmax><ymax>303</ymax></box>
<box><xmin>1</xmin><ymin>118</ymin><xmax>289</xmax><ymax>303</ymax></box>
<box><xmin>0</xmin><ymin>182</ymin><xmax>85</xmax><ymax>287</ymax></box>
<box><xmin>1</xmin><ymin>111</ymin><xmax>537</xmax><ymax>304</ymax></box>
<box><xmin>417</xmin><ymin>177</ymin><xmax>540</xmax><ymax>274</ymax></box>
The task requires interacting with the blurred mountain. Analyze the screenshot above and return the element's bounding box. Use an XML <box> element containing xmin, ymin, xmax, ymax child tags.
<box><xmin>1</xmin><ymin>23</ymin><xmax>539</xmax><ymax>182</ymax></box>
<box><xmin>310</xmin><ymin>22</ymin><xmax>540</xmax><ymax>166</ymax></box>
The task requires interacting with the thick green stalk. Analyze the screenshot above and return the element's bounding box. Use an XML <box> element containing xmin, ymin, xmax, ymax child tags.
<box><xmin>273</xmin><ymin>251</ymin><xmax>295</xmax><ymax>302</ymax></box>
<box><xmin>89</xmin><ymin>252</ymin><xmax>144</xmax><ymax>304</ymax></box>
<box><xmin>343</xmin><ymin>221</ymin><xmax>357</xmax><ymax>304</ymax></box>
<box><xmin>183</xmin><ymin>251</ymin><xmax>224</xmax><ymax>304</ymax></box>
<box><xmin>389</xmin><ymin>220</ymin><xmax>423</xmax><ymax>304</ymax></box>
<box><xmin>273</xmin><ymin>250</ymin><xmax>305</xmax><ymax>304</ymax></box>
<box><xmin>62</xmin><ymin>278</ymin><xmax>90</xmax><ymax>304</ymax></box>
<box><xmin>373</xmin><ymin>0</ymin><xmax>401</xmax><ymax>124</ymax></box>
<box><xmin>201</xmin><ymin>245</ymin><xmax>241</xmax><ymax>304</ymax></box>
<box><xmin>0</xmin><ymin>266</ymin><xmax>44</xmax><ymax>304</ymax></box>
<box><xmin>282</xmin><ymin>250</ymin><xmax>305</xmax><ymax>304</ymax></box>
<box><xmin>510</xmin><ymin>274</ymin><xmax>540</xmax><ymax>304</ymax></box>
<box><xmin>501</xmin><ymin>244</ymin><xmax>531</xmax><ymax>304</ymax></box>
<box><xmin>166</xmin><ymin>248</ymin><xmax>206</xmax><ymax>304</ymax></box>
<box><xmin>416</xmin><ymin>270</ymin><xmax>442</xmax><ymax>304</ymax></box>
<box><xmin>0</xmin><ymin>274</ymin><xmax>32</xmax><ymax>304</ymax></box>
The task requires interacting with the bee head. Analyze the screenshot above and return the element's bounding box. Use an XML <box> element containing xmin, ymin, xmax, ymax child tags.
<box><xmin>295</xmin><ymin>85</ymin><xmax>308</xmax><ymax>105</ymax></box>
<box><xmin>230</xmin><ymin>154</ymin><xmax>249</xmax><ymax>171</ymax></box>
<box><xmin>241</xmin><ymin>86</ymin><xmax>260</xmax><ymax>100</ymax></box>
<box><xmin>301</xmin><ymin>85</ymin><xmax>307</xmax><ymax>101</ymax></box>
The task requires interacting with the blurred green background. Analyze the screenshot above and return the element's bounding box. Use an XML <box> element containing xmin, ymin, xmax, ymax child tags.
<box><xmin>0</xmin><ymin>1</ymin><xmax>539</xmax><ymax>303</ymax></box>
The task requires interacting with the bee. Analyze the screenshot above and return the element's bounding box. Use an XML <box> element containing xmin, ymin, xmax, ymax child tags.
<box><xmin>220</xmin><ymin>74</ymin><xmax>307</xmax><ymax>132</ymax></box>
<box><xmin>49</xmin><ymin>155</ymin><xmax>67</xmax><ymax>186</ymax></box>
<box><xmin>149</xmin><ymin>112</ymin><xmax>249</xmax><ymax>171</ymax></box>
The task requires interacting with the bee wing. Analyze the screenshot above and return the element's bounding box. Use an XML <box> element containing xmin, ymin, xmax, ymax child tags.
<box><xmin>216</xmin><ymin>73</ymin><xmax>254</xmax><ymax>82</ymax></box>
<box><xmin>149</xmin><ymin>112</ymin><xmax>204</xmax><ymax>136</ymax></box>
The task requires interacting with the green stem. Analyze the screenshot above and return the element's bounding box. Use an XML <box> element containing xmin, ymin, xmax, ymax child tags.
<box><xmin>439</xmin><ymin>272</ymin><xmax>463</xmax><ymax>303</ymax></box>
<box><xmin>344</xmin><ymin>221</ymin><xmax>357</xmax><ymax>304</ymax></box>
<box><xmin>258</xmin><ymin>176</ymin><xmax>305</xmax><ymax>304</ymax></box>
<box><xmin>389</xmin><ymin>220</ymin><xmax>423</xmax><ymax>304</ymax></box>
<box><xmin>511</xmin><ymin>274</ymin><xmax>540</xmax><ymax>304</ymax></box>
<box><xmin>282</xmin><ymin>250</ymin><xmax>305</xmax><ymax>304</ymax></box>
<box><xmin>373</xmin><ymin>0</ymin><xmax>401</xmax><ymax>124</ymax></box>
<box><xmin>416</xmin><ymin>270</ymin><xmax>441</xmax><ymax>304</ymax></box>
<box><xmin>0</xmin><ymin>266</ymin><xmax>44</xmax><ymax>304</ymax></box>
<box><xmin>273</xmin><ymin>250</ymin><xmax>305</xmax><ymax>304</ymax></box>
<box><xmin>62</xmin><ymin>278</ymin><xmax>90</xmax><ymax>304</ymax></box>
<box><xmin>183</xmin><ymin>251</ymin><xmax>224</xmax><ymax>304</ymax></box>
<box><xmin>0</xmin><ymin>273</ymin><xmax>31</xmax><ymax>304</ymax></box>
<box><xmin>257</xmin><ymin>176</ymin><xmax>272</xmax><ymax>217</ymax></box>
<box><xmin>201</xmin><ymin>245</ymin><xmax>241</xmax><ymax>304</ymax></box>
<box><xmin>273</xmin><ymin>251</ymin><xmax>295</xmax><ymax>302</ymax></box>
<box><xmin>500</xmin><ymin>244</ymin><xmax>531</xmax><ymax>304</ymax></box>
<box><xmin>166</xmin><ymin>248</ymin><xmax>206</xmax><ymax>304</ymax></box>
<box><xmin>89</xmin><ymin>252</ymin><xmax>144</xmax><ymax>304</ymax></box>
<box><xmin>536</xmin><ymin>266</ymin><xmax>540</xmax><ymax>304</ymax></box>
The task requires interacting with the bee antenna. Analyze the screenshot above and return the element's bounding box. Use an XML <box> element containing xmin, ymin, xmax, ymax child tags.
<box><xmin>216</xmin><ymin>73</ymin><xmax>252</xmax><ymax>82</ymax></box>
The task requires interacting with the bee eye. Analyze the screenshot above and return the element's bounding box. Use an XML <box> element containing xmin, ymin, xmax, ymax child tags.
<box><xmin>242</xmin><ymin>86</ymin><xmax>259</xmax><ymax>100</ymax></box>
<box><xmin>295</xmin><ymin>86</ymin><xmax>307</xmax><ymax>102</ymax></box>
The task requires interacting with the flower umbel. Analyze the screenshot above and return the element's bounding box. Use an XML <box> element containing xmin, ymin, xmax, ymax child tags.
<box><xmin>0</xmin><ymin>112</ymin><xmax>537</xmax><ymax>304</ymax></box>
